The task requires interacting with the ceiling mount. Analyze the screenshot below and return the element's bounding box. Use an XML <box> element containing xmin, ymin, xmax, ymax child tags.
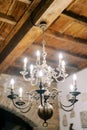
<box><xmin>39</xmin><ymin>21</ymin><xmax>47</xmax><ymax>31</ymax></box>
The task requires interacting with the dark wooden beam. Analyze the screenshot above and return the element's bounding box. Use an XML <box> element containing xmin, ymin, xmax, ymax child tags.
<box><xmin>30</xmin><ymin>0</ymin><xmax>54</xmax><ymax>25</ymax></box>
<box><xmin>63</xmin><ymin>10</ymin><xmax>87</xmax><ymax>24</ymax></box>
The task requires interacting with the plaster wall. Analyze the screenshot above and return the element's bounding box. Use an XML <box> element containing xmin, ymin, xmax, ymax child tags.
<box><xmin>58</xmin><ymin>68</ymin><xmax>87</xmax><ymax>130</ymax></box>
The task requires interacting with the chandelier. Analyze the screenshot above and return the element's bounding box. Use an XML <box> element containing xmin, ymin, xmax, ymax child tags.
<box><xmin>7</xmin><ymin>21</ymin><xmax>81</xmax><ymax>127</ymax></box>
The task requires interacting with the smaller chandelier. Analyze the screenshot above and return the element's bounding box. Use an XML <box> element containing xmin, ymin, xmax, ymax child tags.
<box><xmin>7</xmin><ymin>21</ymin><xmax>81</xmax><ymax>126</ymax></box>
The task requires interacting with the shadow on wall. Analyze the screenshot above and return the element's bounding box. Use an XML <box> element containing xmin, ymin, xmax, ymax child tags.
<box><xmin>0</xmin><ymin>108</ymin><xmax>33</xmax><ymax>130</ymax></box>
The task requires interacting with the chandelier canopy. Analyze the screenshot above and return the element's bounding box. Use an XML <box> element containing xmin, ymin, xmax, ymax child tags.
<box><xmin>7</xmin><ymin>21</ymin><xmax>81</xmax><ymax>127</ymax></box>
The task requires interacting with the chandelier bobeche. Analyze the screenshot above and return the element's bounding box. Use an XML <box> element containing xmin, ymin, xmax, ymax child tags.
<box><xmin>8</xmin><ymin>21</ymin><xmax>81</xmax><ymax>127</ymax></box>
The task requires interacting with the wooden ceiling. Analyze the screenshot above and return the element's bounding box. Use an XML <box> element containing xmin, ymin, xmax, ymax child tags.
<box><xmin>0</xmin><ymin>0</ymin><xmax>87</xmax><ymax>77</ymax></box>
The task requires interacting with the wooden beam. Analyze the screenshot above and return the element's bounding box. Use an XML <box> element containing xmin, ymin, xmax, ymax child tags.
<box><xmin>0</xmin><ymin>13</ymin><xmax>16</xmax><ymax>25</ymax></box>
<box><xmin>0</xmin><ymin>0</ymin><xmax>73</xmax><ymax>73</ymax></box>
<box><xmin>32</xmin><ymin>0</ymin><xmax>74</xmax><ymax>27</ymax></box>
<box><xmin>63</xmin><ymin>10</ymin><xmax>87</xmax><ymax>24</ymax></box>
<box><xmin>18</xmin><ymin>0</ymin><xmax>31</xmax><ymax>4</ymax></box>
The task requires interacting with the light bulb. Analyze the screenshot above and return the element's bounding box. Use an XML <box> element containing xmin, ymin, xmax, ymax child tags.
<box><xmin>36</xmin><ymin>50</ymin><xmax>40</xmax><ymax>56</ymax></box>
<box><xmin>59</xmin><ymin>53</ymin><xmax>63</xmax><ymax>66</ymax></box>
<box><xmin>36</xmin><ymin>50</ymin><xmax>40</xmax><ymax>61</ymax></box>
<box><xmin>73</xmin><ymin>74</ymin><xmax>77</xmax><ymax>81</ymax></box>
<box><xmin>19</xmin><ymin>88</ymin><xmax>23</xmax><ymax>98</ymax></box>
<box><xmin>62</xmin><ymin>60</ymin><xmax>65</xmax><ymax>71</ymax></box>
<box><xmin>39</xmin><ymin>70</ymin><xmax>43</xmax><ymax>77</ymax></box>
<box><xmin>59</xmin><ymin>53</ymin><xmax>63</xmax><ymax>59</ymax></box>
<box><xmin>24</xmin><ymin>57</ymin><xmax>27</xmax><ymax>71</ymax></box>
<box><xmin>70</xmin><ymin>84</ymin><xmax>74</xmax><ymax>91</ymax></box>
<box><xmin>73</xmin><ymin>74</ymin><xmax>77</xmax><ymax>87</ymax></box>
<box><xmin>30</xmin><ymin>64</ymin><xmax>34</xmax><ymax>74</ymax></box>
<box><xmin>10</xmin><ymin>79</ymin><xmax>14</xmax><ymax>89</ymax></box>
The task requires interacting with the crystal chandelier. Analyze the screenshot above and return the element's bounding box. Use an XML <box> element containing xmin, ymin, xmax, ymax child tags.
<box><xmin>7</xmin><ymin>21</ymin><xmax>81</xmax><ymax>126</ymax></box>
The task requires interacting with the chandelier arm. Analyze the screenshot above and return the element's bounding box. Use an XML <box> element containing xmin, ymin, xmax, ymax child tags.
<box><xmin>59</xmin><ymin>97</ymin><xmax>76</xmax><ymax>108</ymax></box>
<box><xmin>52</xmin><ymin>71</ymin><xmax>60</xmax><ymax>82</ymax></box>
<box><xmin>20</xmin><ymin>105</ymin><xmax>32</xmax><ymax>113</ymax></box>
<box><xmin>22</xmin><ymin>72</ymin><xmax>31</xmax><ymax>81</ymax></box>
<box><xmin>22</xmin><ymin>73</ymin><xmax>38</xmax><ymax>86</ymax></box>
<box><xmin>60</xmin><ymin>104</ymin><xmax>74</xmax><ymax>112</ymax></box>
<box><xmin>51</xmin><ymin>69</ymin><xmax>65</xmax><ymax>83</ymax></box>
<box><xmin>30</xmin><ymin>78</ymin><xmax>38</xmax><ymax>86</ymax></box>
<box><xmin>12</xmin><ymin>98</ymin><xmax>32</xmax><ymax>110</ymax></box>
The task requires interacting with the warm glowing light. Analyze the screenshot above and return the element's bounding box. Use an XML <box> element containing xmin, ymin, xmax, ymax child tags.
<box><xmin>73</xmin><ymin>74</ymin><xmax>77</xmax><ymax>81</ymax></box>
<box><xmin>62</xmin><ymin>60</ymin><xmax>65</xmax><ymax>71</ymax></box>
<box><xmin>39</xmin><ymin>70</ymin><xmax>43</xmax><ymax>77</ymax></box>
<box><xmin>59</xmin><ymin>53</ymin><xmax>63</xmax><ymax>66</ymax></box>
<box><xmin>73</xmin><ymin>74</ymin><xmax>77</xmax><ymax>86</ymax></box>
<box><xmin>36</xmin><ymin>50</ymin><xmax>40</xmax><ymax>64</ymax></box>
<box><xmin>19</xmin><ymin>88</ymin><xmax>23</xmax><ymax>98</ymax></box>
<box><xmin>36</xmin><ymin>50</ymin><xmax>40</xmax><ymax>57</ymax></box>
<box><xmin>70</xmin><ymin>84</ymin><xmax>74</xmax><ymax>91</ymax></box>
<box><xmin>59</xmin><ymin>53</ymin><xmax>63</xmax><ymax>59</ymax></box>
<box><xmin>24</xmin><ymin>57</ymin><xmax>27</xmax><ymax>71</ymax></box>
<box><xmin>10</xmin><ymin>79</ymin><xmax>14</xmax><ymax>89</ymax></box>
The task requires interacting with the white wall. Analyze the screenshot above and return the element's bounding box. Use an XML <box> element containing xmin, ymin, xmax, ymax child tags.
<box><xmin>58</xmin><ymin>68</ymin><xmax>87</xmax><ymax>130</ymax></box>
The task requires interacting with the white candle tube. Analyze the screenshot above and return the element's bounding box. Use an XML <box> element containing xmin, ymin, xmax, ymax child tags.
<box><xmin>36</xmin><ymin>50</ymin><xmax>40</xmax><ymax>61</ymax></box>
<box><xmin>62</xmin><ymin>60</ymin><xmax>65</xmax><ymax>71</ymax></box>
<box><xmin>73</xmin><ymin>74</ymin><xmax>77</xmax><ymax>87</ymax></box>
<box><xmin>30</xmin><ymin>64</ymin><xmax>34</xmax><ymax>75</ymax></box>
<box><xmin>59</xmin><ymin>53</ymin><xmax>63</xmax><ymax>67</ymax></box>
<box><xmin>10</xmin><ymin>79</ymin><xmax>14</xmax><ymax>90</ymax></box>
<box><xmin>39</xmin><ymin>70</ymin><xmax>43</xmax><ymax>77</ymax></box>
<box><xmin>19</xmin><ymin>88</ymin><xmax>23</xmax><ymax>98</ymax></box>
<box><xmin>70</xmin><ymin>84</ymin><xmax>74</xmax><ymax>91</ymax></box>
<box><xmin>23</xmin><ymin>57</ymin><xmax>27</xmax><ymax>71</ymax></box>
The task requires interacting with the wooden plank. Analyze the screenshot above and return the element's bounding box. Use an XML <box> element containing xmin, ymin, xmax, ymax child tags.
<box><xmin>18</xmin><ymin>0</ymin><xmax>31</xmax><ymax>4</ymax></box>
<box><xmin>46</xmin><ymin>29</ymin><xmax>87</xmax><ymax>59</ymax></box>
<box><xmin>0</xmin><ymin>0</ymin><xmax>73</xmax><ymax>73</ymax></box>
<box><xmin>0</xmin><ymin>13</ymin><xmax>16</xmax><ymax>25</ymax></box>
<box><xmin>0</xmin><ymin>0</ymin><xmax>41</xmax><ymax>52</ymax></box>
<box><xmin>7</xmin><ymin>0</ymin><xmax>17</xmax><ymax>15</ymax></box>
<box><xmin>0</xmin><ymin>36</ymin><xmax>4</xmax><ymax>40</ymax></box>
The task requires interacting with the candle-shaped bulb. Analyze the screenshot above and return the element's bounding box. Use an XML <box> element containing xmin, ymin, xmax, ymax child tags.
<box><xmin>10</xmin><ymin>79</ymin><xmax>14</xmax><ymax>90</ymax></box>
<box><xmin>19</xmin><ymin>88</ymin><xmax>23</xmax><ymax>98</ymax></box>
<box><xmin>62</xmin><ymin>60</ymin><xmax>65</xmax><ymax>71</ymax></box>
<box><xmin>30</xmin><ymin>64</ymin><xmax>34</xmax><ymax>74</ymax></box>
<box><xmin>59</xmin><ymin>53</ymin><xmax>63</xmax><ymax>59</ymax></box>
<box><xmin>36</xmin><ymin>50</ymin><xmax>40</xmax><ymax>65</ymax></box>
<box><xmin>59</xmin><ymin>53</ymin><xmax>63</xmax><ymax>67</ymax></box>
<box><xmin>36</xmin><ymin>50</ymin><xmax>40</xmax><ymax>58</ymax></box>
<box><xmin>24</xmin><ymin>57</ymin><xmax>27</xmax><ymax>71</ymax></box>
<box><xmin>73</xmin><ymin>74</ymin><xmax>77</xmax><ymax>87</ymax></box>
<box><xmin>39</xmin><ymin>70</ymin><xmax>43</xmax><ymax>77</ymax></box>
<box><xmin>70</xmin><ymin>84</ymin><xmax>74</xmax><ymax>91</ymax></box>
